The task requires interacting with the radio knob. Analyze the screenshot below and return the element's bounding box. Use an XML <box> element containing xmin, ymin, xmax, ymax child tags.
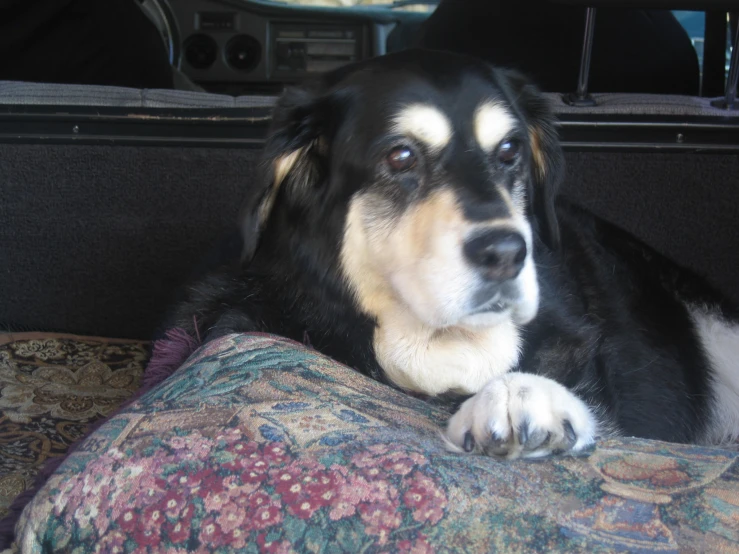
<box><xmin>183</xmin><ymin>34</ymin><xmax>218</xmax><ymax>70</ymax></box>
<box><xmin>226</xmin><ymin>35</ymin><xmax>262</xmax><ymax>72</ymax></box>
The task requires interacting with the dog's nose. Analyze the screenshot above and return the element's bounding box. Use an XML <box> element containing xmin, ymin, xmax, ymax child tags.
<box><xmin>464</xmin><ymin>230</ymin><xmax>527</xmax><ymax>281</ymax></box>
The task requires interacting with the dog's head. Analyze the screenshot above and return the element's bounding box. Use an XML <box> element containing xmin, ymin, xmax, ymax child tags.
<box><xmin>244</xmin><ymin>49</ymin><xmax>563</xmax><ymax>333</ymax></box>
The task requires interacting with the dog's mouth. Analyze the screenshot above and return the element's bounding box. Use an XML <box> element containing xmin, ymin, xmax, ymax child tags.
<box><xmin>470</xmin><ymin>293</ymin><xmax>511</xmax><ymax>315</ymax></box>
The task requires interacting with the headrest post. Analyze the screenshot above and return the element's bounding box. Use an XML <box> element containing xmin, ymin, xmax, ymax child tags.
<box><xmin>711</xmin><ymin>18</ymin><xmax>739</xmax><ymax>110</ymax></box>
<box><xmin>564</xmin><ymin>6</ymin><xmax>597</xmax><ymax>107</ymax></box>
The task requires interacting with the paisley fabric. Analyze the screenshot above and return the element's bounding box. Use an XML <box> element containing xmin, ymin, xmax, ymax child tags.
<box><xmin>10</xmin><ymin>333</ymin><xmax>739</xmax><ymax>552</ymax></box>
<box><xmin>0</xmin><ymin>333</ymin><xmax>147</xmax><ymax>519</ymax></box>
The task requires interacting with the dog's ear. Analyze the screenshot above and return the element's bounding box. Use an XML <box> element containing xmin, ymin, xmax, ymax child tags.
<box><xmin>239</xmin><ymin>81</ymin><xmax>344</xmax><ymax>260</ymax></box>
<box><xmin>499</xmin><ymin>69</ymin><xmax>564</xmax><ymax>249</ymax></box>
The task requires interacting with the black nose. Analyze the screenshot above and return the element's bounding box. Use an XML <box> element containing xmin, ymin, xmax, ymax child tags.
<box><xmin>464</xmin><ymin>230</ymin><xmax>527</xmax><ymax>281</ymax></box>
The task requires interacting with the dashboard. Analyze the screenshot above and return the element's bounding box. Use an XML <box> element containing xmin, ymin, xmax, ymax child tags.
<box><xmin>158</xmin><ymin>0</ymin><xmax>427</xmax><ymax>94</ymax></box>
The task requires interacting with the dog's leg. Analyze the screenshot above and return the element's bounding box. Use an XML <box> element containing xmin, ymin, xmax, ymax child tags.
<box><xmin>444</xmin><ymin>373</ymin><xmax>598</xmax><ymax>459</ymax></box>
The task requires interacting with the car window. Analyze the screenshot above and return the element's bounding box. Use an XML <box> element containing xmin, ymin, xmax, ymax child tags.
<box><xmin>673</xmin><ymin>10</ymin><xmax>733</xmax><ymax>81</ymax></box>
<box><xmin>257</xmin><ymin>0</ymin><xmax>438</xmax><ymax>13</ymax></box>
<box><xmin>674</xmin><ymin>10</ymin><xmax>707</xmax><ymax>75</ymax></box>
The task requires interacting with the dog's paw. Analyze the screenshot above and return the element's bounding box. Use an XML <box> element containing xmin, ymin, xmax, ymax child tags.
<box><xmin>444</xmin><ymin>373</ymin><xmax>597</xmax><ymax>459</ymax></box>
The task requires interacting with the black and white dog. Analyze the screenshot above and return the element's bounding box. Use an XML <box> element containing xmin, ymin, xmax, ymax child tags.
<box><xmin>165</xmin><ymin>49</ymin><xmax>739</xmax><ymax>459</ymax></box>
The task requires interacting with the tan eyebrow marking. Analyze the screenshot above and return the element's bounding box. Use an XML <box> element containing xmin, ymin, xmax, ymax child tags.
<box><xmin>474</xmin><ymin>101</ymin><xmax>516</xmax><ymax>151</ymax></box>
<box><xmin>392</xmin><ymin>104</ymin><xmax>452</xmax><ymax>151</ymax></box>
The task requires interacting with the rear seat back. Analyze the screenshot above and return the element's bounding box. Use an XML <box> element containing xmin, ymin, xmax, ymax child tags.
<box><xmin>1</xmin><ymin>81</ymin><xmax>738</xmax><ymax>338</ymax></box>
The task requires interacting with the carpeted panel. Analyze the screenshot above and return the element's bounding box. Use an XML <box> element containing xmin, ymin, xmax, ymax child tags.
<box><xmin>0</xmin><ymin>144</ymin><xmax>263</xmax><ymax>339</ymax></box>
<box><xmin>0</xmin><ymin>332</ymin><xmax>148</xmax><ymax>519</ymax></box>
<box><xmin>561</xmin><ymin>152</ymin><xmax>739</xmax><ymax>306</ymax></box>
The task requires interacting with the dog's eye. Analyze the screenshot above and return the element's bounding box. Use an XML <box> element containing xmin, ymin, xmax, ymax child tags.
<box><xmin>386</xmin><ymin>146</ymin><xmax>417</xmax><ymax>172</ymax></box>
<box><xmin>497</xmin><ymin>139</ymin><xmax>520</xmax><ymax>165</ymax></box>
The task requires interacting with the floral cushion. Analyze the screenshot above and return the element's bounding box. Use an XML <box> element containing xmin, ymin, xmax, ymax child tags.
<box><xmin>13</xmin><ymin>333</ymin><xmax>739</xmax><ymax>552</ymax></box>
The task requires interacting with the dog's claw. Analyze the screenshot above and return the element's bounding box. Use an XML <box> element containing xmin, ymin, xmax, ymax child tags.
<box><xmin>563</xmin><ymin>419</ymin><xmax>577</xmax><ymax>446</ymax></box>
<box><xmin>489</xmin><ymin>430</ymin><xmax>507</xmax><ymax>449</ymax></box>
<box><xmin>483</xmin><ymin>430</ymin><xmax>509</xmax><ymax>456</ymax></box>
<box><xmin>525</xmin><ymin>429</ymin><xmax>551</xmax><ymax>451</ymax></box>
<box><xmin>463</xmin><ymin>431</ymin><xmax>475</xmax><ymax>452</ymax></box>
<box><xmin>517</xmin><ymin>418</ymin><xmax>530</xmax><ymax>446</ymax></box>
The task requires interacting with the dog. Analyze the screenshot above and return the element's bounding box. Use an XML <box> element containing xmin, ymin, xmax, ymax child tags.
<box><xmin>164</xmin><ymin>48</ymin><xmax>739</xmax><ymax>459</ymax></box>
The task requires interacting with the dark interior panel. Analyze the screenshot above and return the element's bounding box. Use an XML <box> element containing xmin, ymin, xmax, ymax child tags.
<box><xmin>0</xmin><ymin>144</ymin><xmax>263</xmax><ymax>339</ymax></box>
<box><xmin>561</xmin><ymin>152</ymin><xmax>739</xmax><ymax>305</ymax></box>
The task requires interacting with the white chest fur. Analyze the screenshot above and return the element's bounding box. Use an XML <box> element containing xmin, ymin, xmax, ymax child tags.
<box><xmin>372</xmin><ymin>306</ymin><xmax>522</xmax><ymax>396</ymax></box>
<box><xmin>690</xmin><ymin>305</ymin><xmax>739</xmax><ymax>444</ymax></box>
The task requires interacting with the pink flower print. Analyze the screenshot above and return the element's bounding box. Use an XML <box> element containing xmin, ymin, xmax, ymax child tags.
<box><xmin>329</xmin><ymin>473</ymin><xmax>371</xmax><ymax>521</ymax></box>
<box><xmin>141</xmin><ymin>504</ymin><xmax>165</xmax><ymax>531</ymax></box>
<box><xmin>216</xmin><ymin>501</ymin><xmax>246</xmax><ymax>534</ymax></box>
<box><xmin>166</xmin><ymin>432</ymin><xmax>215</xmax><ymax>460</ymax></box>
<box><xmin>159</xmin><ymin>490</ymin><xmax>187</xmax><ymax>519</ymax></box>
<box><xmin>381</xmin><ymin>455</ymin><xmax>422</xmax><ymax>476</ymax></box>
<box><xmin>250</xmin><ymin>503</ymin><xmax>284</xmax><ymax>531</ymax></box>
<box><xmin>402</xmin><ymin>473</ymin><xmax>447</xmax><ymax>524</ymax></box>
<box><xmin>358</xmin><ymin>500</ymin><xmax>402</xmax><ymax>545</ymax></box>
<box><xmin>224</xmin><ymin>481</ymin><xmax>263</xmax><ymax>502</ymax></box>
<box><xmin>163</xmin><ymin>514</ymin><xmax>192</xmax><ymax>544</ymax></box>
<box><xmin>329</xmin><ymin>496</ymin><xmax>358</xmax><ymax>521</ymax></box>
<box><xmin>246</xmin><ymin>490</ymin><xmax>272</xmax><ymax>512</ymax></box>
<box><xmin>352</xmin><ymin>446</ymin><xmax>427</xmax><ymax>476</ymax></box>
<box><xmin>222</xmin><ymin>439</ymin><xmax>260</xmax><ymax>471</ymax></box>
<box><xmin>241</xmin><ymin>454</ymin><xmax>270</xmax><ymax>484</ymax></box>
<box><xmin>204</xmin><ymin>489</ymin><xmax>231</xmax><ymax>512</ymax></box>
<box><xmin>262</xmin><ymin>443</ymin><xmax>290</xmax><ymax>466</ymax></box>
<box><xmin>134</xmin><ymin>473</ymin><xmax>168</xmax><ymax>506</ymax></box>
<box><xmin>222</xmin><ymin>475</ymin><xmax>241</xmax><ymax>493</ymax></box>
<box><xmin>257</xmin><ymin>534</ymin><xmax>296</xmax><ymax>554</ymax></box>
<box><xmin>215</xmin><ymin>427</ymin><xmax>245</xmax><ymax>445</ymax></box>
<box><xmin>198</xmin><ymin>516</ymin><xmax>223</xmax><ymax>547</ymax></box>
<box><xmin>96</xmin><ymin>530</ymin><xmax>127</xmax><ymax>554</ymax></box>
<box><xmin>273</xmin><ymin>465</ymin><xmax>304</xmax><ymax>498</ymax></box>
<box><xmin>304</xmin><ymin>469</ymin><xmax>342</xmax><ymax>508</ymax></box>
<box><xmin>193</xmin><ymin>469</ymin><xmax>226</xmax><ymax>498</ymax></box>
<box><xmin>133</xmin><ymin>520</ymin><xmax>162</xmax><ymax>547</ymax></box>
<box><xmin>115</xmin><ymin>507</ymin><xmax>138</xmax><ymax>534</ymax></box>
<box><xmin>220</xmin><ymin>527</ymin><xmax>249</xmax><ymax>549</ymax></box>
<box><xmin>360</xmin><ymin>474</ymin><xmax>399</xmax><ymax>505</ymax></box>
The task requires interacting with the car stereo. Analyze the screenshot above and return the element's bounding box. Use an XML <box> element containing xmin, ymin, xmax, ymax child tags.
<box><xmin>272</xmin><ymin>24</ymin><xmax>362</xmax><ymax>77</ymax></box>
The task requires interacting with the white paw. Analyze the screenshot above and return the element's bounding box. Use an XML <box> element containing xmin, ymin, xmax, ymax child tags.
<box><xmin>444</xmin><ymin>373</ymin><xmax>597</xmax><ymax>459</ymax></box>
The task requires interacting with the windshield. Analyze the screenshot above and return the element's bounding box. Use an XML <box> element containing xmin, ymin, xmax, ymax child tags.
<box><xmin>259</xmin><ymin>0</ymin><xmax>438</xmax><ymax>12</ymax></box>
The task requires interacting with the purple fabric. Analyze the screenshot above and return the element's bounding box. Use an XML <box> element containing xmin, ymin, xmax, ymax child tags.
<box><xmin>143</xmin><ymin>327</ymin><xmax>201</xmax><ymax>389</ymax></box>
<box><xmin>0</xmin><ymin>327</ymin><xmax>200</xmax><ymax>549</ymax></box>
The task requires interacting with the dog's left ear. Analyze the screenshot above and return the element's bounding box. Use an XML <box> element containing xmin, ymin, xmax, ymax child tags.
<box><xmin>499</xmin><ymin>69</ymin><xmax>564</xmax><ymax>249</ymax></box>
<box><xmin>238</xmin><ymin>80</ymin><xmax>347</xmax><ymax>260</ymax></box>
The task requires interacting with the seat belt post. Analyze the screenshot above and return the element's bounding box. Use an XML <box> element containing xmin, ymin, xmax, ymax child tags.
<box><xmin>711</xmin><ymin>18</ymin><xmax>739</xmax><ymax>110</ymax></box>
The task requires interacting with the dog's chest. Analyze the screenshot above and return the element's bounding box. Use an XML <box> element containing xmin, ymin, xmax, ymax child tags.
<box><xmin>372</xmin><ymin>312</ymin><xmax>522</xmax><ymax>396</ymax></box>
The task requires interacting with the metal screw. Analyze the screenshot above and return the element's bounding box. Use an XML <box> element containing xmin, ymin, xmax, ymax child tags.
<box><xmin>72</xmin><ymin>125</ymin><xmax>79</xmax><ymax>134</ymax></box>
<box><xmin>676</xmin><ymin>133</ymin><xmax>684</xmax><ymax>143</ymax></box>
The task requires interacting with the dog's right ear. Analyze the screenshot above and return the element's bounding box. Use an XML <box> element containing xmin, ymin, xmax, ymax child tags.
<box><xmin>238</xmin><ymin>81</ymin><xmax>343</xmax><ymax>261</ymax></box>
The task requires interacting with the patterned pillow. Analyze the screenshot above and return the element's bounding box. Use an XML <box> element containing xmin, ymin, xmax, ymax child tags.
<box><xmin>13</xmin><ymin>333</ymin><xmax>739</xmax><ymax>552</ymax></box>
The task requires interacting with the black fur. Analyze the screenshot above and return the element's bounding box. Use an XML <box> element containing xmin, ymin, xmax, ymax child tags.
<box><xmin>163</xmin><ymin>49</ymin><xmax>737</xmax><ymax>446</ymax></box>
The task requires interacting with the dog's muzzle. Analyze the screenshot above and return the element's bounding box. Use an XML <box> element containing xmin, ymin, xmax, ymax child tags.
<box><xmin>462</xmin><ymin>229</ymin><xmax>536</xmax><ymax>324</ymax></box>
